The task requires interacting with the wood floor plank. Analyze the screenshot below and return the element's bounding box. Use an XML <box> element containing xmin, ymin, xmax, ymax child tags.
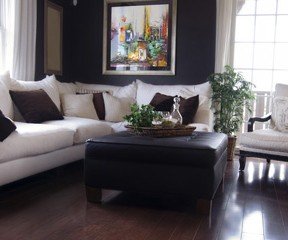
<box><xmin>1</xmin><ymin>159</ymin><xmax>288</xmax><ymax>240</ymax></box>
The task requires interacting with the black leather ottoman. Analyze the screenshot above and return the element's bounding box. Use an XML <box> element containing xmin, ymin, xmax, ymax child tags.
<box><xmin>85</xmin><ymin>131</ymin><xmax>227</xmax><ymax>214</ymax></box>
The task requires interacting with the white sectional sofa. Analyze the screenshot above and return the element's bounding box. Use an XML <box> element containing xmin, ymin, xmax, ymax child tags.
<box><xmin>0</xmin><ymin>72</ymin><xmax>213</xmax><ymax>186</ymax></box>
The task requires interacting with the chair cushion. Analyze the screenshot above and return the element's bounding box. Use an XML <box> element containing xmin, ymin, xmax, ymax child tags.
<box><xmin>0</xmin><ymin>122</ymin><xmax>74</xmax><ymax>163</ymax></box>
<box><xmin>44</xmin><ymin>117</ymin><xmax>112</xmax><ymax>144</ymax></box>
<box><xmin>275</xmin><ymin>83</ymin><xmax>288</xmax><ymax>98</ymax></box>
<box><xmin>240</xmin><ymin>129</ymin><xmax>288</xmax><ymax>153</ymax></box>
<box><xmin>272</xmin><ymin>97</ymin><xmax>288</xmax><ymax>132</ymax></box>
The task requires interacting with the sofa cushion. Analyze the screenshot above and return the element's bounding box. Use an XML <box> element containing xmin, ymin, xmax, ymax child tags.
<box><xmin>240</xmin><ymin>129</ymin><xmax>288</xmax><ymax>153</ymax></box>
<box><xmin>178</xmin><ymin>89</ymin><xmax>212</xmax><ymax>126</ymax></box>
<box><xmin>9</xmin><ymin>75</ymin><xmax>61</xmax><ymax>111</ymax></box>
<box><xmin>55</xmin><ymin>80</ymin><xmax>77</xmax><ymax>95</ymax></box>
<box><xmin>44</xmin><ymin>117</ymin><xmax>112</xmax><ymax>144</ymax></box>
<box><xmin>76</xmin><ymin>82</ymin><xmax>137</xmax><ymax>99</ymax></box>
<box><xmin>10</xmin><ymin>89</ymin><xmax>64</xmax><ymax>123</ymax></box>
<box><xmin>149</xmin><ymin>93</ymin><xmax>175</xmax><ymax>111</ymax></box>
<box><xmin>0</xmin><ymin>72</ymin><xmax>14</xmax><ymax>119</ymax></box>
<box><xmin>92</xmin><ymin>93</ymin><xmax>106</xmax><ymax>120</ymax></box>
<box><xmin>136</xmin><ymin>80</ymin><xmax>213</xmax><ymax>129</ymax></box>
<box><xmin>179</xmin><ymin>95</ymin><xmax>199</xmax><ymax>125</ymax></box>
<box><xmin>149</xmin><ymin>93</ymin><xmax>199</xmax><ymax>125</ymax></box>
<box><xmin>76</xmin><ymin>92</ymin><xmax>106</xmax><ymax>120</ymax></box>
<box><xmin>61</xmin><ymin>94</ymin><xmax>99</xmax><ymax>120</ymax></box>
<box><xmin>105</xmin><ymin>121</ymin><xmax>127</xmax><ymax>133</ymax></box>
<box><xmin>187</xmin><ymin>123</ymin><xmax>210</xmax><ymax>132</ymax></box>
<box><xmin>0</xmin><ymin>122</ymin><xmax>74</xmax><ymax>163</ymax></box>
<box><xmin>0</xmin><ymin>110</ymin><xmax>16</xmax><ymax>142</ymax></box>
<box><xmin>103</xmin><ymin>93</ymin><xmax>133</xmax><ymax>122</ymax></box>
<box><xmin>136</xmin><ymin>80</ymin><xmax>211</xmax><ymax>105</ymax></box>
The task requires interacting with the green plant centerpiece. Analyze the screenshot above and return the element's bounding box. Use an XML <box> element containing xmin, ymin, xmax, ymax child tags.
<box><xmin>124</xmin><ymin>103</ymin><xmax>161</xmax><ymax>131</ymax></box>
<box><xmin>208</xmin><ymin>65</ymin><xmax>255</xmax><ymax>161</ymax></box>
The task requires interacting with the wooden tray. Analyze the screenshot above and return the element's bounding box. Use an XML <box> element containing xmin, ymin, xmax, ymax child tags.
<box><xmin>125</xmin><ymin>125</ymin><xmax>196</xmax><ymax>138</ymax></box>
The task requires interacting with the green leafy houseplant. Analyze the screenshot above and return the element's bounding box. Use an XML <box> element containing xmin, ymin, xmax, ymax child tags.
<box><xmin>208</xmin><ymin>65</ymin><xmax>255</xmax><ymax>135</ymax></box>
<box><xmin>208</xmin><ymin>65</ymin><xmax>255</xmax><ymax>160</ymax></box>
<box><xmin>124</xmin><ymin>104</ymin><xmax>160</xmax><ymax>131</ymax></box>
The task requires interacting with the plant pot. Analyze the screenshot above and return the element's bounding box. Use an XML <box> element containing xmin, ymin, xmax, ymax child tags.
<box><xmin>227</xmin><ymin>136</ymin><xmax>237</xmax><ymax>161</ymax></box>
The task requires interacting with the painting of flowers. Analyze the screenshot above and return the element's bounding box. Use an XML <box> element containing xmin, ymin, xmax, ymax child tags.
<box><xmin>103</xmin><ymin>0</ymin><xmax>177</xmax><ymax>75</ymax></box>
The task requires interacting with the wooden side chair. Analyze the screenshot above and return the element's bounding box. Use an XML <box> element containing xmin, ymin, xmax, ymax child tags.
<box><xmin>239</xmin><ymin>83</ymin><xmax>288</xmax><ymax>171</ymax></box>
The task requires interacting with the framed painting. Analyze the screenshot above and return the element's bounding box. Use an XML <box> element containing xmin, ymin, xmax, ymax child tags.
<box><xmin>44</xmin><ymin>0</ymin><xmax>63</xmax><ymax>75</ymax></box>
<box><xmin>103</xmin><ymin>0</ymin><xmax>177</xmax><ymax>75</ymax></box>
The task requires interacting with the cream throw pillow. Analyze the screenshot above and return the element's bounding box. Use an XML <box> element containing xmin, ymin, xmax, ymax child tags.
<box><xmin>61</xmin><ymin>94</ymin><xmax>99</xmax><ymax>120</ymax></box>
<box><xmin>273</xmin><ymin>97</ymin><xmax>288</xmax><ymax>132</ymax></box>
<box><xmin>103</xmin><ymin>92</ymin><xmax>133</xmax><ymax>122</ymax></box>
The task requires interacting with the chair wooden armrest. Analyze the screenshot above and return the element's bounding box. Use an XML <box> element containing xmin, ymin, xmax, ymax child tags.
<box><xmin>248</xmin><ymin>113</ymin><xmax>272</xmax><ymax>132</ymax></box>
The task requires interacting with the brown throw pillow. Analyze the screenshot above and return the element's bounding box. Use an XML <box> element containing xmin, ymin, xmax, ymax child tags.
<box><xmin>9</xmin><ymin>89</ymin><xmax>64</xmax><ymax>123</ymax></box>
<box><xmin>149</xmin><ymin>92</ymin><xmax>175</xmax><ymax>111</ymax></box>
<box><xmin>179</xmin><ymin>95</ymin><xmax>199</xmax><ymax>125</ymax></box>
<box><xmin>92</xmin><ymin>93</ymin><xmax>106</xmax><ymax>120</ymax></box>
<box><xmin>0</xmin><ymin>109</ymin><xmax>16</xmax><ymax>141</ymax></box>
<box><xmin>150</xmin><ymin>93</ymin><xmax>199</xmax><ymax>125</ymax></box>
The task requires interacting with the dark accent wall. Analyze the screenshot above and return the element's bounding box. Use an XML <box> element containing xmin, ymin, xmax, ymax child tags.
<box><xmin>36</xmin><ymin>0</ymin><xmax>216</xmax><ymax>85</ymax></box>
<box><xmin>35</xmin><ymin>0</ymin><xmax>73</xmax><ymax>82</ymax></box>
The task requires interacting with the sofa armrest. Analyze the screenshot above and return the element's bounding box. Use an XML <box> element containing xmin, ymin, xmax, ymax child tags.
<box><xmin>248</xmin><ymin>113</ymin><xmax>271</xmax><ymax>132</ymax></box>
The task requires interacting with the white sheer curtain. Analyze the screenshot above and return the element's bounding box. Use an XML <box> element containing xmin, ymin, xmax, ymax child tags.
<box><xmin>12</xmin><ymin>0</ymin><xmax>37</xmax><ymax>81</ymax></box>
<box><xmin>0</xmin><ymin>0</ymin><xmax>37</xmax><ymax>81</ymax></box>
<box><xmin>214</xmin><ymin>0</ymin><xmax>236</xmax><ymax>73</ymax></box>
<box><xmin>0</xmin><ymin>0</ymin><xmax>15</xmax><ymax>74</ymax></box>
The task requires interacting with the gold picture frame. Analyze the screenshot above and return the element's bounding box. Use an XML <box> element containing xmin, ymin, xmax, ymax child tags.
<box><xmin>44</xmin><ymin>0</ymin><xmax>63</xmax><ymax>75</ymax></box>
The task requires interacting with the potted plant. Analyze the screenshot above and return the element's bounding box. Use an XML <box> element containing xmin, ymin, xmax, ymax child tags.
<box><xmin>123</xmin><ymin>104</ymin><xmax>161</xmax><ymax>131</ymax></box>
<box><xmin>208</xmin><ymin>65</ymin><xmax>255</xmax><ymax>161</ymax></box>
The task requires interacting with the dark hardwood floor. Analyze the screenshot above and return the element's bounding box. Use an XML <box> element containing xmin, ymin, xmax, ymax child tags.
<box><xmin>1</xmin><ymin>157</ymin><xmax>288</xmax><ymax>240</ymax></box>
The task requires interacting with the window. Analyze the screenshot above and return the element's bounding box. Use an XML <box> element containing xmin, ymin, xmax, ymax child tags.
<box><xmin>233</xmin><ymin>0</ymin><xmax>288</xmax><ymax>92</ymax></box>
<box><xmin>0</xmin><ymin>0</ymin><xmax>15</xmax><ymax>73</ymax></box>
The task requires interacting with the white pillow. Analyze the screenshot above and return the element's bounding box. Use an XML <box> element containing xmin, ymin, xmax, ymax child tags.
<box><xmin>136</xmin><ymin>79</ymin><xmax>211</xmax><ymax>105</ymax></box>
<box><xmin>76</xmin><ymin>82</ymin><xmax>137</xmax><ymax>99</ymax></box>
<box><xmin>61</xmin><ymin>94</ymin><xmax>99</xmax><ymax>120</ymax></box>
<box><xmin>0</xmin><ymin>72</ymin><xmax>14</xmax><ymax>119</ymax></box>
<box><xmin>272</xmin><ymin>97</ymin><xmax>288</xmax><ymax>132</ymax></box>
<box><xmin>9</xmin><ymin>75</ymin><xmax>61</xmax><ymax>111</ymax></box>
<box><xmin>179</xmin><ymin>89</ymin><xmax>210</xmax><ymax>109</ymax></box>
<box><xmin>55</xmin><ymin>80</ymin><xmax>77</xmax><ymax>95</ymax></box>
<box><xmin>103</xmin><ymin>92</ymin><xmax>134</xmax><ymax>122</ymax></box>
